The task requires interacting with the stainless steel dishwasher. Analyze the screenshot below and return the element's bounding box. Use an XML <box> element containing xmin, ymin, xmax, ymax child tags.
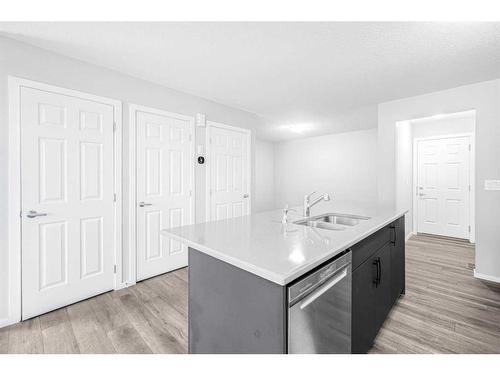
<box><xmin>288</xmin><ymin>251</ymin><xmax>352</xmax><ymax>354</ymax></box>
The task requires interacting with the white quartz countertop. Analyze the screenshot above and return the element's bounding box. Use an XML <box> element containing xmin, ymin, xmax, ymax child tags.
<box><xmin>161</xmin><ymin>201</ymin><xmax>407</xmax><ymax>286</ymax></box>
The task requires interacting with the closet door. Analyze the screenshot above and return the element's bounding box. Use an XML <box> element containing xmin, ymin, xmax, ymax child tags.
<box><xmin>21</xmin><ymin>86</ymin><xmax>116</xmax><ymax>319</ymax></box>
<box><xmin>135</xmin><ymin>108</ymin><xmax>194</xmax><ymax>281</ymax></box>
<box><xmin>207</xmin><ymin>122</ymin><xmax>250</xmax><ymax>221</ymax></box>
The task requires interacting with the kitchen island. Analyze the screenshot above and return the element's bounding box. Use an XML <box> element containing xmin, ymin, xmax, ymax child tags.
<box><xmin>162</xmin><ymin>202</ymin><xmax>406</xmax><ymax>354</ymax></box>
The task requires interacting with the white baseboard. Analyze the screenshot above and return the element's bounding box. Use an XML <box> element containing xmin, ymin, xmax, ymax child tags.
<box><xmin>474</xmin><ymin>270</ymin><xmax>500</xmax><ymax>284</ymax></box>
<box><xmin>405</xmin><ymin>231</ymin><xmax>415</xmax><ymax>242</ymax></box>
<box><xmin>116</xmin><ymin>281</ymin><xmax>136</xmax><ymax>290</ymax></box>
<box><xmin>0</xmin><ymin>317</ymin><xmax>18</xmax><ymax>329</ymax></box>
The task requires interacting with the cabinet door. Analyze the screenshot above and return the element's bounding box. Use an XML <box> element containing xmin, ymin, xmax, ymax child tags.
<box><xmin>374</xmin><ymin>243</ymin><xmax>392</xmax><ymax>332</ymax></box>
<box><xmin>352</xmin><ymin>254</ymin><xmax>378</xmax><ymax>353</ymax></box>
<box><xmin>390</xmin><ymin>216</ymin><xmax>406</xmax><ymax>304</ymax></box>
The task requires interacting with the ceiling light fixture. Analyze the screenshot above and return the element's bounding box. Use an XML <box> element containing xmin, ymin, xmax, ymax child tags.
<box><xmin>281</xmin><ymin>123</ymin><xmax>312</xmax><ymax>134</ymax></box>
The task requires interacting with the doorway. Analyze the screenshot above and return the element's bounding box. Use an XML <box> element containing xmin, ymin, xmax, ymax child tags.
<box><xmin>205</xmin><ymin>121</ymin><xmax>251</xmax><ymax>221</ymax></box>
<box><xmin>395</xmin><ymin>110</ymin><xmax>475</xmax><ymax>243</ymax></box>
<box><xmin>414</xmin><ymin>135</ymin><xmax>472</xmax><ymax>240</ymax></box>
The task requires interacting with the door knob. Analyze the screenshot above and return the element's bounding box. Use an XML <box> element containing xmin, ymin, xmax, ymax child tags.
<box><xmin>138</xmin><ymin>202</ymin><xmax>153</xmax><ymax>207</ymax></box>
<box><xmin>26</xmin><ymin>210</ymin><xmax>48</xmax><ymax>218</ymax></box>
<box><xmin>419</xmin><ymin>193</ymin><xmax>427</xmax><ymax>197</ymax></box>
<box><xmin>243</xmin><ymin>194</ymin><xmax>249</xmax><ymax>198</ymax></box>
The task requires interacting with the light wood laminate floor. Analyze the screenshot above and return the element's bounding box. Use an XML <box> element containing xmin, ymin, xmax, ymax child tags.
<box><xmin>1</xmin><ymin>234</ymin><xmax>499</xmax><ymax>354</ymax></box>
<box><xmin>371</xmin><ymin>234</ymin><xmax>500</xmax><ymax>354</ymax></box>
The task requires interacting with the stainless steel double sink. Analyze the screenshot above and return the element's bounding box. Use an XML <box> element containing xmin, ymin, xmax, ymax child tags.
<box><xmin>294</xmin><ymin>213</ymin><xmax>371</xmax><ymax>231</ymax></box>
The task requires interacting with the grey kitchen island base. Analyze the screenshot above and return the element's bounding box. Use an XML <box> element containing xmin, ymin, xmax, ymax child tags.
<box><xmin>188</xmin><ymin>248</ymin><xmax>287</xmax><ymax>354</ymax></box>
<box><xmin>188</xmin><ymin>216</ymin><xmax>405</xmax><ymax>354</ymax></box>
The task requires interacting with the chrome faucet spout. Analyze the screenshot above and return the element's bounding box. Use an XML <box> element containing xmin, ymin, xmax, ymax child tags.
<box><xmin>310</xmin><ymin>194</ymin><xmax>330</xmax><ymax>207</ymax></box>
<box><xmin>303</xmin><ymin>192</ymin><xmax>331</xmax><ymax>217</ymax></box>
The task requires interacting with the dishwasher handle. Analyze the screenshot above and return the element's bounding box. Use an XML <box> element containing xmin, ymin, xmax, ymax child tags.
<box><xmin>299</xmin><ymin>267</ymin><xmax>348</xmax><ymax>310</ymax></box>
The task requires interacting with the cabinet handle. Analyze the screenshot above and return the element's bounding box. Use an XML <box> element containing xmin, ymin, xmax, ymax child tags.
<box><xmin>377</xmin><ymin>258</ymin><xmax>382</xmax><ymax>285</ymax></box>
<box><xmin>390</xmin><ymin>224</ymin><xmax>397</xmax><ymax>244</ymax></box>
<box><xmin>373</xmin><ymin>258</ymin><xmax>380</xmax><ymax>287</ymax></box>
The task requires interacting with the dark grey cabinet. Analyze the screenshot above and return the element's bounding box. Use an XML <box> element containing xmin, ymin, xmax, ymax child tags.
<box><xmin>352</xmin><ymin>250</ymin><xmax>378</xmax><ymax>353</ymax></box>
<box><xmin>352</xmin><ymin>216</ymin><xmax>405</xmax><ymax>353</ymax></box>
<box><xmin>390</xmin><ymin>216</ymin><xmax>406</xmax><ymax>304</ymax></box>
<box><xmin>374</xmin><ymin>243</ymin><xmax>392</xmax><ymax>332</ymax></box>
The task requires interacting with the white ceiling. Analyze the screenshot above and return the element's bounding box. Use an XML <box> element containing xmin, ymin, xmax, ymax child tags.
<box><xmin>1</xmin><ymin>22</ymin><xmax>499</xmax><ymax>141</ymax></box>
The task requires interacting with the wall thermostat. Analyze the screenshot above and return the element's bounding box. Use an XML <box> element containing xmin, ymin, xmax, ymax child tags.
<box><xmin>197</xmin><ymin>156</ymin><xmax>205</xmax><ymax>164</ymax></box>
<box><xmin>196</xmin><ymin>113</ymin><xmax>206</xmax><ymax>127</ymax></box>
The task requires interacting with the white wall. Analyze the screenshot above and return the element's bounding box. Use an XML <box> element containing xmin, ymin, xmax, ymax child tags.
<box><xmin>254</xmin><ymin>140</ymin><xmax>276</xmax><ymax>212</ymax></box>
<box><xmin>378</xmin><ymin>79</ymin><xmax>500</xmax><ymax>282</ymax></box>
<box><xmin>274</xmin><ymin>129</ymin><xmax>378</xmax><ymax>209</ymax></box>
<box><xmin>0</xmin><ymin>36</ymin><xmax>270</xmax><ymax>324</ymax></box>
<box><xmin>395</xmin><ymin>121</ymin><xmax>413</xmax><ymax>236</ymax></box>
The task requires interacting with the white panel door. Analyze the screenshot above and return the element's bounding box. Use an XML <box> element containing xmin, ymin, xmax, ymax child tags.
<box><xmin>21</xmin><ymin>87</ymin><xmax>115</xmax><ymax>320</ymax></box>
<box><xmin>136</xmin><ymin>110</ymin><xmax>193</xmax><ymax>281</ymax></box>
<box><xmin>208</xmin><ymin>124</ymin><xmax>250</xmax><ymax>221</ymax></box>
<box><xmin>417</xmin><ymin>136</ymin><xmax>470</xmax><ymax>239</ymax></box>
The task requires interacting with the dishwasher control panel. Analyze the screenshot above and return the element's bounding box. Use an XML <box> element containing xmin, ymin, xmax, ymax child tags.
<box><xmin>288</xmin><ymin>250</ymin><xmax>351</xmax><ymax>305</ymax></box>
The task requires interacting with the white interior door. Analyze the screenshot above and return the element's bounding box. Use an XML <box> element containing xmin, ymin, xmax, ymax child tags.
<box><xmin>207</xmin><ymin>123</ymin><xmax>250</xmax><ymax>221</ymax></box>
<box><xmin>136</xmin><ymin>109</ymin><xmax>193</xmax><ymax>281</ymax></box>
<box><xmin>416</xmin><ymin>136</ymin><xmax>470</xmax><ymax>239</ymax></box>
<box><xmin>21</xmin><ymin>87</ymin><xmax>116</xmax><ymax>320</ymax></box>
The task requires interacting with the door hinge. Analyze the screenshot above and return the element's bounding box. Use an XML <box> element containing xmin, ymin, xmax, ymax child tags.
<box><xmin>113</xmin><ymin>193</ymin><xmax>117</xmax><ymax>202</ymax></box>
<box><xmin>20</xmin><ymin>210</ymin><xmax>22</xmax><ymax>218</ymax></box>
<box><xmin>113</xmin><ymin>122</ymin><xmax>116</xmax><ymax>132</ymax></box>
<box><xmin>114</xmin><ymin>265</ymin><xmax>117</xmax><ymax>274</ymax></box>
<box><xmin>468</xmin><ymin>144</ymin><xmax>471</xmax><ymax>151</ymax></box>
<box><xmin>468</xmin><ymin>185</ymin><xmax>471</xmax><ymax>192</ymax></box>
<box><xmin>189</xmin><ymin>190</ymin><xmax>192</xmax><ymax>197</ymax></box>
<box><xmin>468</xmin><ymin>225</ymin><xmax>471</xmax><ymax>233</ymax></box>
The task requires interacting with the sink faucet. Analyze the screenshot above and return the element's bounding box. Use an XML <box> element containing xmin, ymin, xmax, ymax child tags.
<box><xmin>303</xmin><ymin>191</ymin><xmax>331</xmax><ymax>217</ymax></box>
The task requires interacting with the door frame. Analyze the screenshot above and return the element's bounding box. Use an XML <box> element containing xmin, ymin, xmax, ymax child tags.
<box><xmin>6</xmin><ymin>76</ymin><xmax>123</xmax><ymax>327</ymax></box>
<box><xmin>128</xmin><ymin>104</ymin><xmax>195</xmax><ymax>285</ymax></box>
<box><xmin>205</xmin><ymin>121</ymin><xmax>252</xmax><ymax>222</ymax></box>
<box><xmin>412</xmin><ymin>132</ymin><xmax>475</xmax><ymax>242</ymax></box>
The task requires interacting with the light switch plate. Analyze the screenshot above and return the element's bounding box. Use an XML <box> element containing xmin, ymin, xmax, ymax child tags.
<box><xmin>484</xmin><ymin>180</ymin><xmax>500</xmax><ymax>190</ymax></box>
